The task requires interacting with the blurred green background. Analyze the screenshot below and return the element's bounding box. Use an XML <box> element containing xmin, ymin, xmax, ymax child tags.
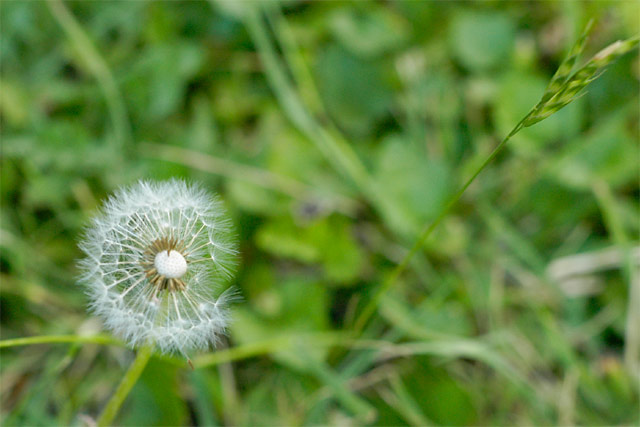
<box><xmin>1</xmin><ymin>1</ymin><xmax>639</xmax><ymax>425</ymax></box>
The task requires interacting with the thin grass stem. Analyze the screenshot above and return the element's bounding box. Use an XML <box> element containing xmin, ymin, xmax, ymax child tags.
<box><xmin>139</xmin><ymin>142</ymin><xmax>360</xmax><ymax>215</ymax></box>
<box><xmin>0</xmin><ymin>334</ymin><xmax>120</xmax><ymax>348</ymax></box>
<box><xmin>352</xmin><ymin>121</ymin><xmax>526</xmax><ymax>333</ymax></box>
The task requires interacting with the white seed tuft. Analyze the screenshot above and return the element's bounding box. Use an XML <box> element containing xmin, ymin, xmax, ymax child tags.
<box><xmin>154</xmin><ymin>250</ymin><xmax>187</xmax><ymax>279</ymax></box>
<box><xmin>77</xmin><ymin>179</ymin><xmax>238</xmax><ymax>355</ymax></box>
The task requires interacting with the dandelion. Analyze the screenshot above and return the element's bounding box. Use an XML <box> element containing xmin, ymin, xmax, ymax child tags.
<box><xmin>78</xmin><ymin>179</ymin><xmax>237</xmax><ymax>355</ymax></box>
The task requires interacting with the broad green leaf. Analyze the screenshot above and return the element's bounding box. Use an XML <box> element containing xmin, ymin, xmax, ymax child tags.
<box><xmin>549</xmin><ymin>106</ymin><xmax>638</xmax><ymax>189</ymax></box>
<box><xmin>375</xmin><ymin>135</ymin><xmax>453</xmax><ymax>235</ymax></box>
<box><xmin>231</xmin><ymin>278</ymin><xmax>329</xmax><ymax>371</ymax></box>
<box><xmin>403</xmin><ymin>358</ymin><xmax>477</xmax><ymax>425</ymax></box>
<box><xmin>255</xmin><ymin>215</ymin><xmax>364</xmax><ymax>284</ymax></box>
<box><xmin>449</xmin><ymin>11</ymin><xmax>515</xmax><ymax>72</ymax></box>
<box><xmin>329</xmin><ymin>6</ymin><xmax>409</xmax><ymax>58</ymax></box>
<box><xmin>315</xmin><ymin>45</ymin><xmax>394</xmax><ymax>136</ymax></box>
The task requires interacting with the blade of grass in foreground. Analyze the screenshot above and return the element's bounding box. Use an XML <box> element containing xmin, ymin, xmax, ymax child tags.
<box><xmin>47</xmin><ymin>0</ymin><xmax>131</xmax><ymax>157</ymax></box>
<box><xmin>353</xmin><ymin>26</ymin><xmax>639</xmax><ymax>334</ymax></box>
<box><xmin>0</xmin><ymin>334</ymin><xmax>119</xmax><ymax>348</ymax></box>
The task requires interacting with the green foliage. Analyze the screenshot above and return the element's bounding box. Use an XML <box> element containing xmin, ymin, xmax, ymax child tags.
<box><xmin>374</xmin><ymin>134</ymin><xmax>453</xmax><ymax>234</ymax></box>
<box><xmin>1</xmin><ymin>1</ymin><xmax>639</xmax><ymax>426</ymax></box>
<box><xmin>316</xmin><ymin>45</ymin><xmax>394</xmax><ymax>135</ymax></box>
<box><xmin>328</xmin><ymin>5</ymin><xmax>409</xmax><ymax>58</ymax></box>
<box><xmin>449</xmin><ymin>10</ymin><xmax>516</xmax><ymax>72</ymax></box>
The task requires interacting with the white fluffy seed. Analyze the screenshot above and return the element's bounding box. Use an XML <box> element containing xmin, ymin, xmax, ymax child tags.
<box><xmin>154</xmin><ymin>250</ymin><xmax>187</xmax><ymax>279</ymax></box>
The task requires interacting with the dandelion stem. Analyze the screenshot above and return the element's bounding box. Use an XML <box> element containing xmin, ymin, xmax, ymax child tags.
<box><xmin>96</xmin><ymin>344</ymin><xmax>153</xmax><ymax>427</ymax></box>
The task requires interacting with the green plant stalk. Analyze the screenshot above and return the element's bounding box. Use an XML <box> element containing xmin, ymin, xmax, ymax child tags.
<box><xmin>353</xmin><ymin>121</ymin><xmax>526</xmax><ymax>333</ymax></box>
<box><xmin>0</xmin><ymin>334</ymin><xmax>119</xmax><ymax>348</ymax></box>
<box><xmin>139</xmin><ymin>142</ymin><xmax>360</xmax><ymax>215</ymax></box>
<box><xmin>193</xmin><ymin>332</ymin><xmax>350</xmax><ymax>368</ymax></box>
<box><xmin>96</xmin><ymin>293</ymin><xmax>174</xmax><ymax>425</ymax></box>
<box><xmin>96</xmin><ymin>344</ymin><xmax>153</xmax><ymax>427</ymax></box>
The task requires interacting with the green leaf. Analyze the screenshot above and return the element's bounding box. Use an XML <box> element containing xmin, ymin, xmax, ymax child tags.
<box><xmin>375</xmin><ymin>135</ymin><xmax>453</xmax><ymax>234</ymax></box>
<box><xmin>227</xmin><ymin>179</ymin><xmax>290</xmax><ymax>216</ymax></box>
<box><xmin>231</xmin><ymin>278</ymin><xmax>329</xmax><ymax>371</ymax></box>
<box><xmin>329</xmin><ymin>6</ymin><xmax>409</xmax><ymax>58</ymax></box>
<box><xmin>315</xmin><ymin>45</ymin><xmax>394</xmax><ymax>135</ymax></box>
<box><xmin>255</xmin><ymin>217</ymin><xmax>321</xmax><ymax>263</ymax></box>
<box><xmin>549</xmin><ymin>106</ymin><xmax>638</xmax><ymax>189</ymax></box>
<box><xmin>380</xmin><ymin>296</ymin><xmax>473</xmax><ymax>339</ymax></box>
<box><xmin>402</xmin><ymin>358</ymin><xmax>477</xmax><ymax>425</ymax></box>
<box><xmin>255</xmin><ymin>215</ymin><xmax>364</xmax><ymax>285</ymax></box>
<box><xmin>449</xmin><ymin>11</ymin><xmax>515</xmax><ymax>72</ymax></box>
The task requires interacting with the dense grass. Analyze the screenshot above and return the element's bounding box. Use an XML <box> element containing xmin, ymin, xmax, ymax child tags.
<box><xmin>1</xmin><ymin>1</ymin><xmax>639</xmax><ymax>425</ymax></box>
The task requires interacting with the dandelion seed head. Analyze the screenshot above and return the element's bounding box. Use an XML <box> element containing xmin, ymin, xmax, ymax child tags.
<box><xmin>77</xmin><ymin>179</ymin><xmax>238</xmax><ymax>355</ymax></box>
<box><xmin>154</xmin><ymin>250</ymin><xmax>187</xmax><ymax>279</ymax></box>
